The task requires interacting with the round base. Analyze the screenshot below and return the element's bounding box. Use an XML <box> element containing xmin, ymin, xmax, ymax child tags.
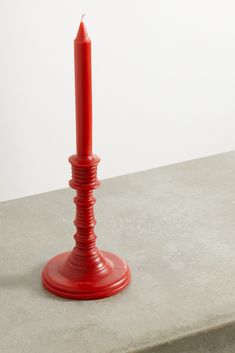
<box><xmin>41</xmin><ymin>251</ymin><xmax>131</xmax><ymax>300</ymax></box>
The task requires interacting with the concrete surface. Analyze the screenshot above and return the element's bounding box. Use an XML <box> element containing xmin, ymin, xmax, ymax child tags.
<box><xmin>1</xmin><ymin>151</ymin><xmax>235</xmax><ymax>353</ymax></box>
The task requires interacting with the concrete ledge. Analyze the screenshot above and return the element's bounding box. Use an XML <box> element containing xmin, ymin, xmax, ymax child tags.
<box><xmin>132</xmin><ymin>320</ymin><xmax>235</xmax><ymax>353</ymax></box>
<box><xmin>1</xmin><ymin>151</ymin><xmax>235</xmax><ymax>353</ymax></box>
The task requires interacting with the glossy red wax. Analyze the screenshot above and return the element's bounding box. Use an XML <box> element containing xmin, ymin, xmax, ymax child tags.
<box><xmin>74</xmin><ymin>21</ymin><xmax>92</xmax><ymax>158</ymax></box>
<box><xmin>41</xmin><ymin>21</ymin><xmax>131</xmax><ymax>300</ymax></box>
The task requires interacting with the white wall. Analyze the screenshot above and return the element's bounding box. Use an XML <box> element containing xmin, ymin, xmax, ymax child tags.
<box><xmin>1</xmin><ymin>0</ymin><xmax>235</xmax><ymax>202</ymax></box>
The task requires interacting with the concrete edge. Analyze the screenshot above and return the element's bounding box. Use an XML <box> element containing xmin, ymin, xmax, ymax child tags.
<box><xmin>127</xmin><ymin>319</ymin><xmax>235</xmax><ymax>353</ymax></box>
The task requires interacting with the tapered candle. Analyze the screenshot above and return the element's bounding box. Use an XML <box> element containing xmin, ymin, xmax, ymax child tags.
<box><xmin>41</xmin><ymin>20</ymin><xmax>131</xmax><ymax>300</ymax></box>
<box><xmin>74</xmin><ymin>20</ymin><xmax>92</xmax><ymax>158</ymax></box>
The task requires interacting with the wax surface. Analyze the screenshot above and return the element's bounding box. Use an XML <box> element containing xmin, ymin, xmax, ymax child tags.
<box><xmin>74</xmin><ymin>22</ymin><xmax>92</xmax><ymax>158</ymax></box>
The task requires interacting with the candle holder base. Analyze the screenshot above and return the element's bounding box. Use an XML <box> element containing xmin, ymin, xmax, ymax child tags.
<box><xmin>42</xmin><ymin>154</ymin><xmax>131</xmax><ymax>300</ymax></box>
<box><xmin>42</xmin><ymin>250</ymin><xmax>131</xmax><ymax>300</ymax></box>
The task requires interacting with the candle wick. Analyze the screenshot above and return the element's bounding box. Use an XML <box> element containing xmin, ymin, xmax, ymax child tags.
<box><xmin>81</xmin><ymin>13</ymin><xmax>86</xmax><ymax>22</ymax></box>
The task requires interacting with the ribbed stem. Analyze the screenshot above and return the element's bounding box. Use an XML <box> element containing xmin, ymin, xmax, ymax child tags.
<box><xmin>65</xmin><ymin>154</ymin><xmax>109</xmax><ymax>276</ymax></box>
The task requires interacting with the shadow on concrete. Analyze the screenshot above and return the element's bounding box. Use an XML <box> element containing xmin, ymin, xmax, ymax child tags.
<box><xmin>0</xmin><ymin>263</ymin><xmax>68</xmax><ymax>302</ymax></box>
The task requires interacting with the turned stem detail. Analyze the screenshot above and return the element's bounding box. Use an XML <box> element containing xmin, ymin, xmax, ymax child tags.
<box><xmin>67</xmin><ymin>154</ymin><xmax>108</xmax><ymax>275</ymax></box>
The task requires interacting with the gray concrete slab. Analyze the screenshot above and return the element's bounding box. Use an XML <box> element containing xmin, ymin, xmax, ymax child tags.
<box><xmin>1</xmin><ymin>151</ymin><xmax>235</xmax><ymax>353</ymax></box>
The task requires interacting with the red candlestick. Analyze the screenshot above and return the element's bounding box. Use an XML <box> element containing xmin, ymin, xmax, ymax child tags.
<box><xmin>41</xmin><ymin>20</ymin><xmax>131</xmax><ymax>300</ymax></box>
<box><xmin>74</xmin><ymin>21</ymin><xmax>92</xmax><ymax>158</ymax></box>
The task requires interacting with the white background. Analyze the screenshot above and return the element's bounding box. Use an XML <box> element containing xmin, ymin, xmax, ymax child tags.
<box><xmin>1</xmin><ymin>0</ymin><xmax>235</xmax><ymax>202</ymax></box>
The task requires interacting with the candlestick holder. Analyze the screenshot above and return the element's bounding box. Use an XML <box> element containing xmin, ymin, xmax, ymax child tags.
<box><xmin>41</xmin><ymin>154</ymin><xmax>131</xmax><ymax>299</ymax></box>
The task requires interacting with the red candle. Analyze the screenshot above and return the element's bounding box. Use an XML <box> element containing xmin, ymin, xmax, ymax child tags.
<box><xmin>74</xmin><ymin>20</ymin><xmax>92</xmax><ymax>158</ymax></box>
<box><xmin>41</xmin><ymin>20</ymin><xmax>131</xmax><ymax>300</ymax></box>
